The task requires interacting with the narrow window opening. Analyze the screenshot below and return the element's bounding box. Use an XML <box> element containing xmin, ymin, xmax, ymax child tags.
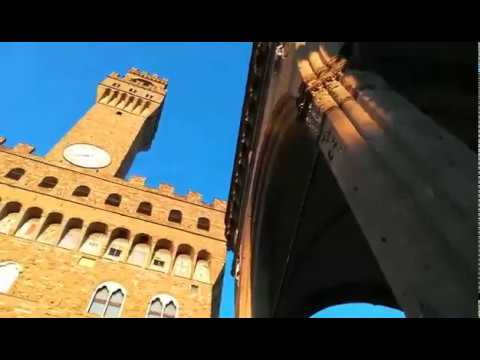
<box><xmin>38</xmin><ymin>176</ymin><xmax>58</xmax><ymax>189</ymax></box>
<box><xmin>168</xmin><ymin>210</ymin><xmax>182</xmax><ymax>224</ymax></box>
<box><xmin>72</xmin><ymin>186</ymin><xmax>90</xmax><ymax>198</ymax></box>
<box><xmin>105</xmin><ymin>193</ymin><xmax>121</xmax><ymax>207</ymax></box>
<box><xmin>154</xmin><ymin>259</ymin><xmax>165</xmax><ymax>267</ymax></box>
<box><xmin>137</xmin><ymin>202</ymin><xmax>152</xmax><ymax>216</ymax></box>
<box><xmin>108</xmin><ymin>248</ymin><xmax>122</xmax><ymax>257</ymax></box>
<box><xmin>197</xmin><ymin>217</ymin><xmax>210</xmax><ymax>231</ymax></box>
<box><xmin>5</xmin><ymin>168</ymin><xmax>25</xmax><ymax>181</ymax></box>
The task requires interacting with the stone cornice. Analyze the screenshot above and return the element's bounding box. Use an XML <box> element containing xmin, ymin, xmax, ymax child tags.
<box><xmin>224</xmin><ymin>42</ymin><xmax>277</xmax><ymax>249</ymax></box>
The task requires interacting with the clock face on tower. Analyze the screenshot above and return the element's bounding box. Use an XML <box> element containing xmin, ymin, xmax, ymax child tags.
<box><xmin>63</xmin><ymin>144</ymin><xmax>112</xmax><ymax>169</ymax></box>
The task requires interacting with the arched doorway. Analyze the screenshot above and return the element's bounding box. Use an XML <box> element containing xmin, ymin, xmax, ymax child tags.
<box><xmin>311</xmin><ymin>303</ymin><xmax>405</xmax><ymax>318</ymax></box>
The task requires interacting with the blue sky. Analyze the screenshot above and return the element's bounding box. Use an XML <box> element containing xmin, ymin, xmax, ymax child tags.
<box><xmin>0</xmin><ymin>42</ymin><xmax>404</xmax><ymax>318</ymax></box>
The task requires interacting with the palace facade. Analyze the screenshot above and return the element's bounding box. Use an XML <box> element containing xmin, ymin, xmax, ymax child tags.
<box><xmin>0</xmin><ymin>68</ymin><xmax>227</xmax><ymax>318</ymax></box>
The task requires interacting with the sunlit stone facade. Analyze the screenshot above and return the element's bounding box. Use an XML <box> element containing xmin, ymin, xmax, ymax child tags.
<box><xmin>0</xmin><ymin>68</ymin><xmax>227</xmax><ymax>318</ymax></box>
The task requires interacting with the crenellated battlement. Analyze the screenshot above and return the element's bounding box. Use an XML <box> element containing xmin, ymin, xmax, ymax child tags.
<box><xmin>125</xmin><ymin>67</ymin><xmax>168</xmax><ymax>88</ymax></box>
<box><xmin>13</xmin><ymin>143</ymin><xmax>35</xmax><ymax>155</ymax></box>
<box><xmin>108</xmin><ymin>68</ymin><xmax>168</xmax><ymax>88</ymax></box>
<box><xmin>0</xmin><ymin>139</ymin><xmax>37</xmax><ymax>155</ymax></box>
<box><xmin>123</xmin><ymin>176</ymin><xmax>227</xmax><ymax>211</ymax></box>
<box><xmin>0</xmin><ymin>144</ymin><xmax>227</xmax><ymax>241</ymax></box>
<box><xmin>0</xmin><ymin>141</ymin><xmax>227</xmax><ymax>215</ymax></box>
<box><xmin>95</xmin><ymin>68</ymin><xmax>168</xmax><ymax>125</ymax></box>
<box><xmin>128</xmin><ymin>175</ymin><xmax>147</xmax><ymax>187</ymax></box>
<box><xmin>122</xmin><ymin>172</ymin><xmax>226</xmax><ymax>210</ymax></box>
<box><xmin>45</xmin><ymin>68</ymin><xmax>170</xmax><ymax>179</ymax></box>
<box><xmin>0</xmin><ymin>142</ymin><xmax>226</xmax><ymax>212</ymax></box>
<box><xmin>158</xmin><ymin>183</ymin><xmax>175</xmax><ymax>196</ymax></box>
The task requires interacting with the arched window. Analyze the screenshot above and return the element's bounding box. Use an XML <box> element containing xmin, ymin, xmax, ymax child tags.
<box><xmin>197</xmin><ymin>217</ymin><xmax>210</xmax><ymax>231</ymax></box>
<box><xmin>15</xmin><ymin>207</ymin><xmax>43</xmax><ymax>240</ymax></box>
<box><xmin>105</xmin><ymin>193</ymin><xmax>121</xmax><ymax>207</ymax></box>
<box><xmin>104</xmin><ymin>228</ymin><xmax>130</xmax><ymax>261</ymax></box>
<box><xmin>127</xmin><ymin>234</ymin><xmax>151</xmax><ymax>267</ymax></box>
<box><xmin>58</xmin><ymin>218</ymin><xmax>83</xmax><ymax>249</ymax></box>
<box><xmin>147</xmin><ymin>298</ymin><xmax>163</xmax><ymax>318</ymax></box>
<box><xmin>87</xmin><ymin>282</ymin><xmax>126</xmax><ymax>318</ymax></box>
<box><xmin>168</xmin><ymin>209</ymin><xmax>182</xmax><ymax>224</ymax></box>
<box><xmin>88</xmin><ymin>286</ymin><xmax>108</xmax><ymax>315</ymax></box>
<box><xmin>137</xmin><ymin>202</ymin><xmax>152</xmax><ymax>216</ymax></box>
<box><xmin>38</xmin><ymin>176</ymin><xmax>58</xmax><ymax>189</ymax></box>
<box><xmin>72</xmin><ymin>186</ymin><xmax>90</xmax><ymax>198</ymax></box>
<box><xmin>146</xmin><ymin>294</ymin><xmax>179</xmax><ymax>318</ymax></box>
<box><xmin>37</xmin><ymin>212</ymin><xmax>63</xmax><ymax>244</ymax></box>
<box><xmin>150</xmin><ymin>239</ymin><xmax>173</xmax><ymax>273</ymax></box>
<box><xmin>0</xmin><ymin>202</ymin><xmax>22</xmax><ymax>235</ymax></box>
<box><xmin>164</xmin><ymin>301</ymin><xmax>177</xmax><ymax>318</ymax></box>
<box><xmin>79</xmin><ymin>222</ymin><xmax>108</xmax><ymax>256</ymax></box>
<box><xmin>0</xmin><ymin>262</ymin><xmax>21</xmax><ymax>294</ymax></box>
<box><xmin>4</xmin><ymin>168</ymin><xmax>25</xmax><ymax>181</ymax></box>
<box><xmin>173</xmin><ymin>244</ymin><xmax>193</xmax><ymax>279</ymax></box>
<box><xmin>193</xmin><ymin>250</ymin><xmax>211</xmax><ymax>283</ymax></box>
<box><xmin>104</xmin><ymin>289</ymin><xmax>125</xmax><ymax>318</ymax></box>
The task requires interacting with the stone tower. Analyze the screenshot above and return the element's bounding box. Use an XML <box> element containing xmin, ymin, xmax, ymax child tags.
<box><xmin>0</xmin><ymin>68</ymin><xmax>227</xmax><ymax>318</ymax></box>
<box><xmin>46</xmin><ymin>68</ymin><xmax>167</xmax><ymax>178</ymax></box>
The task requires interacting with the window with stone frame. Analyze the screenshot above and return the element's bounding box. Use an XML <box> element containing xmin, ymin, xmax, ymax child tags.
<box><xmin>104</xmin><ymin>231</ymin><xmax>129</xmax><ymax>262</ymax></box>
<box><xmin>37</xmin><ymin>213</ymin><xmax>63</xmax><ymax>245</ymax></box>
<box><xmin>88</xmin><ymin>282</ymin><xmax>126</xmax><ymax>318</ymax></box>
<box><xmin>193</xmin><ymin>250</ymin><xmax>211</xmax><ymax>284</ymax></box>
<box><xmin>105</xmin><ymin>193</ymin><xmax>122</xmax><ymax>207</ymax></box>
<box><xmin>0</xmin><ymin>202</ymin><xmax>22</xmax><ymax>235</ymax></box>
<box><xmin>197</xmin><ymin>217</ymin><xmax>210</xmax><ymax>231</ymax></box>
<box><xmin>58</xmin><ymin>218</ymin><xmax>83</xmax><ymax>250</ymax></box>
<box><xmin>173</xmin><ymin>245</ymin><xmax>193</xmax><ymax>278</ymax></box>
<box><xmin>38</xmin><ymin>176</ymin><xmax>58</xmax><ymax>189</ymax></box>
<box><xmin>4</xmin><ymin>168</ymin><xmax>25</xmax><ymax>181</ymax></box>
<box><xmin>127</xmin><ymin>235</ymin><xmax>150</xmax><ymax>267</ymax></box>
<box><xmin>72</xmin><ymin>185</ymin><xmax>90</xmax><ymax>197</ymax></box>
<box><xmin>168</xmin><ymin>209</ymin><xmax>182</xmax><ymax>224</ymax></box>
<box><xmin>108</xmin><ymin>248</ymin><xmax>122</xmax><ymax>257</ymax></box>
<box><xmin>150</xmin><ymin>239</ymin><xmax>173</xmax><ymax>273</ymax></box>
<box><xmin>137</xmin><ymin>201</ymin><xmax>152</xmax><ymax>216</ymax></box>
<box><xmin>146</xmin><ymin>294</ymin><xmax>179</xmax><ymax>318</ymax></box>
<box><xmin>15</xmin><ymin>207</ymin><xmax>42</xmax><ymax>240</ymax></box>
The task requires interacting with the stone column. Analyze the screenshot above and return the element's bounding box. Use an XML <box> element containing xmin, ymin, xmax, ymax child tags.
<box><xmin>296</xmin><ymin>44</ymin><xmax>476</xmax><ymax>317</ymax></box>
<box><xmin>236</xmin><ymin>198</ymin><xmax>254</xmax><ymax>318</ymax></box>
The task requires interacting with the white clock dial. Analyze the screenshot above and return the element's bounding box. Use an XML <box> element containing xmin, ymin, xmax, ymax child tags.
<box><xmin>63</xmin><ymin>144</ymin><xmax>112</xmax><ymax>169</ymax></box>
